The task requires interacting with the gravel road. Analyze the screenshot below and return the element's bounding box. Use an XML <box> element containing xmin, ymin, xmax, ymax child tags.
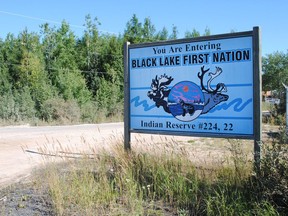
<box><xmin>0</xmin><ymin>122</ymin><xmax>277</xmax><ymax>189</ymax></box>
<box><xmin>0</xmin><ymin>122</ymin><xmax>124</xmax><ymax>188</ymax></box>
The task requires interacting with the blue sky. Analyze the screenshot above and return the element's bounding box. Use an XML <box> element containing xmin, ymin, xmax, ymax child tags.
<box><xmin>0</xmin><ymin>0</ymin><xmax>287</xmax><ymax>56</ymax></box>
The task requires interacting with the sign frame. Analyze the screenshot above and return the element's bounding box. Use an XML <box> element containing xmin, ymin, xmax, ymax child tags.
<box><xmin>124</xmin><ymin>27</ymin><xmax>261</xmax><ymax>156</ymax></box>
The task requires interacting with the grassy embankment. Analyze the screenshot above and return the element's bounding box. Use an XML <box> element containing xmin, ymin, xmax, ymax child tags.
<box><xmin>32</xmin><ymin>131</ymin><xmax>287</xmax><ymax>215</ymax></box>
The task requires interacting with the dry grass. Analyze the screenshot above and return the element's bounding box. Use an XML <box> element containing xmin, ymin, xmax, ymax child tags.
<box><xmin>25</xmin><ymin>131</ymin><xmax>287</xmax><ymax>215</ymax></box>
<box><xmin>1</xmin><ymin>121</ymin><xmax>285</xmax><ymax>215</ymax></box>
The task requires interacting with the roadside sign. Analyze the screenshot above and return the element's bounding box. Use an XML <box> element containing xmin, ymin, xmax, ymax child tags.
<box><xmin>125</xmin><ymin>27</ymin><xmax>261</xmax><ymax>142</ymax></box>
<box><xmin>124</xmin><ymin>27</ymin><xmax>261</xmax><ymax>168</ymax></box>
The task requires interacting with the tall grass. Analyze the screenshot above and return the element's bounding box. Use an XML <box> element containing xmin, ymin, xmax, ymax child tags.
<box><xmin>33</xmin><ymin>136</ymin><xmax>287</xmax><ymax>215</ymax></box>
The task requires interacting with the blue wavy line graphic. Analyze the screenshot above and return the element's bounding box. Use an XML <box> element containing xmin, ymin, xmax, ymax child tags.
<box><xmin>130</xmin><ymin>96</ymin><xmax>156</xmax><ymax>111</ymax></box>
<box><xmin>131</xmin><ymin>96</ymin><xmax>252</xmax><ymax>113</ymax></box>
<box><xmin>210</xmin><ymin>98</ymin><xmax>252</xmax><ymax>113</ymax></box>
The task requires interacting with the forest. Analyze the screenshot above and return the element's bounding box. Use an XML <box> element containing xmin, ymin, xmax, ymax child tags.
<box><xmin>0</xmin><ymin>14</ymin><xmax>287</xmax><ymax>125</ymax></box>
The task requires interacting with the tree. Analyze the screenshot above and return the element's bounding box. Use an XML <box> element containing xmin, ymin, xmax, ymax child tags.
<box><xmin>41</xmin><ymin>21</ymin><xmax>78</xmax><ymax>84</ymax></box>
<box><xmin>169</xmin><ymin>25</ymin><xmax>178</xmax><ymax>40</ymax></box>
<box><xmin>156</xmin><ymin>27</ymin><xmax>169</xmax><ymax>41</ymax></box>
<box><xmin>76</xmin><ymin>15</ymin><xmax>101</xmax><ymax>95</ymax></box>
<box><xmin>98</xmin><ymin>35</ymin><xmax>123</xmax><ymax>83</ymax></box>
<box><xmin>262</xmin><ymin>51</ymin><xmax>288</xmax><ymax>114</ymax></box>
<box><xmin>124</xmin><ymin>14</ymin><xmax>143</xmax><ymax>43</ymax></box>
<box><xmin>142</xmin><ymin>17</ymin><xmax>156</xmax><ymax>42</ymax></box>
<box><xmin>0</xmin><ymin>39</ymin><xmax>12</xmax><ymax>94</ymax></box>
<box><xmin>262</xmin><ymin>51</ymin><xmax>288</xmax><ymax>92</ymax></box>
<box><xmin>185</xmin><ymin>27</ymin><xmax>211</xmax><ymax>38</ymax></box>
<box><xmin>56</xmin><ymin>69</ymin><xmax>91</xmax><ymax>105</ymax></box>
<box><xmin>2</xmin><ymin>33</ymin><xmax>22</xmax><ymax>87</ymax></box>
<box><xmin>41</xmin><ymin>21</ymin><xmax>91</xmax><ymax>105</ymax></box>
<box><xmin>84</xmin><ymin>32</ymin><xmax>124</xmax><ymax>117</ymax></box>
<box><xmin>0</xmin><ymin>13</ymin><xmax>220</xmax><ymax>124</ymax></box>
<box><xmin>17</xmin><ymin>30</ymin><xmax>55</xmax><ymax>112</ymax></box>
<box><xmin>203</xmin><ymin>27</ymin><xmax>211</xmax><ymax>36</ymax></box>
<box><xmin>40</xmin><ymin>23</ymin><xmax>57</xmax><ymax>78</ymax></box>
<box><xmin>185</xmin><ymin>29</ymin><xmax>200</xmax><ymax>38</ymax></box>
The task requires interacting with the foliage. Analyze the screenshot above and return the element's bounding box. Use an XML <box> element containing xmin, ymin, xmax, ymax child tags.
<box><xmin>0</xmin><ymin>14</ymin><xmax>186</xmax><ymax>123</ymax></box>
<box><xmin>14</xmin><ymin>87</ymin><xmax>36</xmax><ymax>121</ymax></box>
<box><xmin>0</xmin><ymin>90</ymin><xmax>16</xmax><ymax>121</ymax></box>
<box><xmin>41</xmin><ymin>97</ymin><xmax>81</xmax><ymax>124</ymax></box>
<box><xmin>0</xmin><ymin>42</ymin><xmax>12</xmax><ymax>94</ymax></box>
<box><xmin>96</xmin><ymin>77</ymin><xmax>121</xmax><ymax>116</ymax></box>
<box><xmin>262</xmin><ymin>51</ymin><xmax>288</xmax><ymax>92</ymax></box>
<box><xmin>0</xmin><ymin>14</ymin><xmax>194</xmax><ymax>124</ymax></box>
<box><xmin>75</xmin><ymin>15</ymin><xmax>101</xmax><ymax>96</ymax></box>
<box><xmin>0</xmin><ymin>88</ymin><xmax>36</xmax><ymax>122</ymax></box>
<box><xmin>79</xmin><ymin>100</ymin><xmax>102</xmax><ymax>123</ymax></box>
<box><xmin>253</xmin><ymin>133</ymin><xmax>288</xmax><ymax>215</ymax></box>
<box><xmin>0</xmin><ymin>13</ymin><xmax>284</xmax><ymax>124</ymax></box>
<box><xmin>55</xmin><ymin>69</ymin><xmax>91</xmax><ymax>105</ymax></box>
<box><xmin>185</xmin><ymin>27</ymin><xmax>211</xmax><ymax>38</ymax></box>
<box><xmin>124</xmin><ymin>14</ymin><xmax>180</xmax><ymax>44</ymax></box>
<box><xmin>262</xmin><ymin>52</ymin><xmax>288</xmax><ymax>114</ymax></box>
<box><xmin>35</xmin><ymin>138</ymin><xmax>288</xmax><ymax>215</ymax></box>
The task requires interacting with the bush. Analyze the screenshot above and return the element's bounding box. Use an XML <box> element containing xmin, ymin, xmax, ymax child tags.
<box><xmin>0</xmin><ymin>91</ymin><xmax>16</xmax><ymax>121</ymax></box>
<box><xmin>262</xmin><ymin>102</ymin><xmax>285</xmax><ymax>125</ymax></box>
<box><xmin>41</xmin><ymin>98</ymin><xmax>81</xmax><ymax>124</ymax></box>
<box><xmin>253</xmin><ymin>134</ymin><xmax>288</xmax><ymax>214</ymax></box>
<box><xmin>14</xmin><ymin>87</ymin><xmax>36</xmax><ymax>121</ymax></box>
<box><xmin>96</xmin><ymin>78</ymin><xmax>123</xmax><ymax>117</ymax></box>
<box><xmin>56</xmin><ymin>69</ymin><xmax>92</xmax><ymax>105</ymax></box>
<box><xmin>79</xmin><ymin>100</ymin><xmax>98</xmax><ymax>123</ymax></box>
<box><xmin>0</xmin><ymin>88</ymin><xmax>36</xmax><ymax>122</ymax></box>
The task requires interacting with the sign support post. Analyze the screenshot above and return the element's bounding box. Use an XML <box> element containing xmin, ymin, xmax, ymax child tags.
<box><xmin>253</xmin><ymin>27</ymin><xmax>262</xmax><ymax>171</ymax></box>
<box><xmin>124</xmin><ymin>42</ymin><xmax>131</xmax><ymax>150</ymax></box>
<box><xmin>286</xmin><ymin>86</ymin><xmax>288</xmax><ymax>135</ymax></box>
<box><xmin>282</xmin><ymin>83</ymin><xmax>288</xmax><ymax>134</ymax></box>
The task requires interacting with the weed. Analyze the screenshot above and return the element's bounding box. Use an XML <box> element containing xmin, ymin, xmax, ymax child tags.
<box><xmin>32</xmin><ymin>135</ymin><xmax>287</xmax><ymax>215</ymax></box>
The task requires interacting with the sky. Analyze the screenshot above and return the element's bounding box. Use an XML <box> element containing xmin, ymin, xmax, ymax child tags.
<box><xmin>0</xmin><ymin>0</ymin><xmax>287</xmax><ymax>56</ymax></box>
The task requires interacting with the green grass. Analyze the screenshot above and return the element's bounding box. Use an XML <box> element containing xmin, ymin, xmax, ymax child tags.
<box><xmin>262</xmin><ymin>101</ymin><xmax>274</xmax><ymax>111</ymax></box>
<box><xmin>33</xmin><ymin>136</ymin><xmax>287</xmax><ymax>215</ymax></box>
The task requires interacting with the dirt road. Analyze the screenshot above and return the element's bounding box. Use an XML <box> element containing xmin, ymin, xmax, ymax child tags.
<box><xmin>0</xmin><ymin>122</ymin><xmax>198</xmax><ymax>188</ymax></box>
<box><xmin>0</xmin><ymin>123</ymin><xmax>124</xmax><ymax>188</ymax></box>
<box><xmin>1</xmin><ymin>122</ymin><xmax>274</xmax><ymax>188</ymax></box>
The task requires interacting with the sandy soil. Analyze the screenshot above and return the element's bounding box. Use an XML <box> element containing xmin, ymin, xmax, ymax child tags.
<box><xmin>1</xmin><ymin>123</ymin><xmax>278</xmax><ymax>189</ymax></box>
<box><xmin>0</xmin><ymin>123</ymin><xmax>125</xmax><ymax>188</ymax></box>
<box><xmin>0</xmin><ymin>122</ymin><xmax>195</xmax><ymax>189</ymax></box>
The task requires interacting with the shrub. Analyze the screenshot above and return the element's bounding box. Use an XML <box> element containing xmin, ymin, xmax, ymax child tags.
<box><xmin>14</xmin><ymin>87</ymin><xmax>36</xmax><ymax>121</ymax></box>
<box><xmin>0</xmin><ymin>88</ymin><xmax>36</xmax><ymax>122</ymax></box>
<box><xmin>41</xmin><ymin>98</ymin><xmax>81</xmax><ymax>124</ymax></box>
<box><xmin>80</xmin><ymin>100</ymin><xmax>99</xmax><ymax>123</ymax></box>
<box><xmin>0</xmin><ymin>91</ymin><xmax>16</xmax><ymax>121</ymax></box>
<box><xmin>256</xmin><ymin>141</ymin><xmax>288</xmax><ymax>214</ymax></box>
